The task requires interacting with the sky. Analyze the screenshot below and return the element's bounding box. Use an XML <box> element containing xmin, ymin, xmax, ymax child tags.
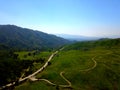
<box><xmin>0</xmin><ymin>0</ymin><xmax>120</xmax><ymax>37</ymax></box>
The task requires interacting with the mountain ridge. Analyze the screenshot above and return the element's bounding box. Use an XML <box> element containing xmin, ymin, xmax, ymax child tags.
<box><xmin>0</xmin><ymin>25</ymin><xmax>70</xmax><ymax>50</ymax></box>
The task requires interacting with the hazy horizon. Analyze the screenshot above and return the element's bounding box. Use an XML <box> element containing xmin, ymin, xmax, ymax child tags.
<box><xmin>0</xmin><ymin>0</ymin><xmax>120</xmax><ymax>37</ymax></box>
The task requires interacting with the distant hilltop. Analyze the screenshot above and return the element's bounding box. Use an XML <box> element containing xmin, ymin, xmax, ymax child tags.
<box><xmin>56</xmin><ymin>34</ymin><xmax>100</xmax><ymax>41</ymax></box>
<box><xmin>56</xmin><ymin>34</ymin><xmax>120</xmax><ymax>41</ymax></box>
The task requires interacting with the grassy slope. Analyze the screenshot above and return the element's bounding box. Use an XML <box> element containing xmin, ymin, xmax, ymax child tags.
<box><xmin>15</xmin><ymin>39</ymin><xmax>120</xmax><ymax>90</ymax></box>
<box><xmin>15</xmin><ymin>82</ymin><xmax>56</xmax><ymax>90</ymax></box>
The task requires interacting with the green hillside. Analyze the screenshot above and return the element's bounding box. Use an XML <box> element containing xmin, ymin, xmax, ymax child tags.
<box><xmin>64</xmin><ymin>38</ymin><xmax>120</xmax><ymax>51</ymax></box>
<box><xmin>0</xmin><ymin>25</ymin><xmax>70</xmax><ymax>50</ymax></box>
<box><xmin>15</xmin><ymin>38</ymin><xmax>120</xmax><ymax>90</ymax></box>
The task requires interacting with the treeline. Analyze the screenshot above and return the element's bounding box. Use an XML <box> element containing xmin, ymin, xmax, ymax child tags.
<box><xmin>0</xmin><ymin>44</ymin><xmax>53</xmax><ymax>52</ymax></box>
<box><xmin>64</xmin><ymin>38</ymin><xmax>120</xmax><ymax>50</ymax></box>
<box><xmin>0</xmin><ymin>51</ymin><xmax>30</xmax><ymax>86</ymax></box>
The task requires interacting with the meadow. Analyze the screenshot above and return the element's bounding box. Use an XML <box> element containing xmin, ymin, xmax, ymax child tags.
<box><xmin>15</xmin><ymin>39</ymin><xmax>120</xmax><ymax>90</ymax></box>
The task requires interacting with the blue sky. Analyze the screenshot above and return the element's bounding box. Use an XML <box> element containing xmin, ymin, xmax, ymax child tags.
<box><xmin>0</xmin><ymin>0</ymin><xmax>120</xmax><ymax>37</ymax></box>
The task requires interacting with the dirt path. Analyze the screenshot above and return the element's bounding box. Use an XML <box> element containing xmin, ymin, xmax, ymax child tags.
<box><xmin>39</xmin><ymin>79</ymin><xmax>56</xmax><ymax>86</ymax></box>
<box><xmin>79</xmin><ymin>51</ymin><xmax>112</xmax><ymax>72</ymax></box>
<box><xmin>19</xmin><ymin>51</ymin><xmax>58</xmax><ymax>82</ymax></box>
<box><xmin>29</xmin><ymin>71</ymin><xmax>72</xmax><ymax>88</ymax></box>
<box><xmin>19</xmin><ymin>67</ymin><xmax>30</xmax><ymax>80</ymax></box>
<box><xmin>0</xmin><ymin>50</ymin><xmax>59</xmax><ymax>89</ymax></box>
<box><xmin>59</xmin><ymin>72</ymin><xmax>72</xmax><ymax>88</ymax></box>
<box><xmin>79</xmin><ymin>56</ymin><xmax>97</xmax><ymax>72</ymax></box>
<box><xmin>1</xmin><ymin>49</ymin><xmax>105</xmax><ymax>89</ymax></box>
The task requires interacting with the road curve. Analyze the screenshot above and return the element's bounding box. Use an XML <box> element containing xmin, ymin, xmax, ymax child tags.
<box><xmin>29</xmin><ymin>71</ymin><xmax>72</xmax><ymax>88</ymax></box>
<box><xmin>19</xmin><ymin>51</ymin><xmax>58</xmax><ymax>82</ymax></box>
<box><xmin>59</xmin><ymin>72</ymin><xmax>72</xmax><ymax>88</ymax></box>
<box><xmin>79</xmin><ymin>56</ymin><xmax>97</xmax><ymax>72</ymax></box>
<box><xmin>0</xmin><ymin>50</ymin><xmax>59</xmax><ymax>89</ymax></box>
<box><xmin>39</xmin><ymin>79</ymin><xmax>56</xmax><ymax>86</ymax></box>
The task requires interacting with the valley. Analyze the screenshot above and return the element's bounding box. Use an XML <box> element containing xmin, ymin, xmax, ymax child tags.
<box><xmin>0</xmin><ymin>25</ymin><xmax>120</xmax><ymax>90</ymax></box>
<box><xmin>0</xmin><ymin>0</ymin><xmax>120</xmax><ymax>89</ymax></box>
<box><xmin>14</xmin><ymin>39</ymin><xmax>120</xmax><ymax>90</ymax></box>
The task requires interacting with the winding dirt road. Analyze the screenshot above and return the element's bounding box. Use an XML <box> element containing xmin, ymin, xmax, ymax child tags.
<box><xmin>79</xmin><ymin>56</ymin><xmax>97</xmax><ymax>72</ymax></box>
<box><xmin>0</xmin><ymin>48</ymin><xmax>99</xmax><ymax>89</ymax></box>
<box><xmin>59</xmin><ymin>71</ymin><xmax>72</xmax><ymax>88</ymax></box>
<box><xmin>29</xmin><ymin>71</ymin><xmax>72</xmax><ymax>88</ymax></box>
<box><xmin>19</xmin><ymin>51</ymin><xmax>58</xmax><ymax>82</ymax></box>
<box><xmin>0</xmin><ymin>50</ymin><xmax>58</xmax><ymax>89</ymax></box>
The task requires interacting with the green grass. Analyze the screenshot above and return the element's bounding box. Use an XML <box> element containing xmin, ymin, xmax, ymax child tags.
<box><xmin>15</xmin><ymin>45</ymin><xmax>120</xmax><ymax>90</ymax></box>
<box><xmin>15</xmin><ymin>81</ymin><xmax>56</xmax><ymax>90</ymax></box>
<box><xmin>16</xmin><ymin>51</ymin><xmax>51</xmax><ymax>60</ymax></box>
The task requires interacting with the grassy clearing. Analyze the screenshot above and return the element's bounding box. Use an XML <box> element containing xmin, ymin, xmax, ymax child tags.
<box><xmin>16</xmin><ymin>51</ymin><xmax>51</xmax><ymax>60</ymax></box>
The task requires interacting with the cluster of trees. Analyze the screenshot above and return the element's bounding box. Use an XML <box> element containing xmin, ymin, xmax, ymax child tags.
<box><xmin>0</xmin><ymin>49</ymin><xmax>49</xmax><ymax>87</ymax></box>
<box><xmin>0</xmin><ymin>51</ymin><xmax>33</xmax><ymax>86</ymax></box>
<box><xmin>34</xmin><ymin>58</ymin><xmax>45</xmax><ymax>64</ymax></box>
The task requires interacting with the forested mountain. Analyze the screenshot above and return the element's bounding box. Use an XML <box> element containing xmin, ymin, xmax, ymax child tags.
<box><xmin>0</xmin><ymin>25</ymin><xmax>70</xmax><ymax>50</ymax></box>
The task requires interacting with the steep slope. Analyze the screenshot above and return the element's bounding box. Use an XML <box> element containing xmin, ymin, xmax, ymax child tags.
<box><xmin>0</xmin><ymin>25</ymin><xmax>70</xmax><ymax>50</ymax></box>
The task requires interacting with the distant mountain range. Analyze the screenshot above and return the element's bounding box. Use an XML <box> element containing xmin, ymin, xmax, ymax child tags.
<box><xmin>0</xmin><ymin>25</ymin><xmax>70</xmax><ymax>50</ymax></box>
<box><xmin>56</xmin><ymin>34</ymin><xmax>120</xmax><ymax>41</ymax></box>
<box><xmin>56</xmin><ymin>34</ymin><xmax>100</xmax><ymax>41</ymax></box>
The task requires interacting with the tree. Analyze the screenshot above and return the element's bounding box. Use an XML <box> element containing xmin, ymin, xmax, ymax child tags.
<box><xmin>13</xmin><ymin>54</ymin><xmax>18</xmax><ymax>59</ymax></box>
<box><xmin>28</xmin><ymin>53</ymin><xmax>31</xmax><ymax>56</ymax></box>
<box><xmin>48</xmin><ymin>62</ymin><xmax>51</xmax><ymax>66</ymax></box>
